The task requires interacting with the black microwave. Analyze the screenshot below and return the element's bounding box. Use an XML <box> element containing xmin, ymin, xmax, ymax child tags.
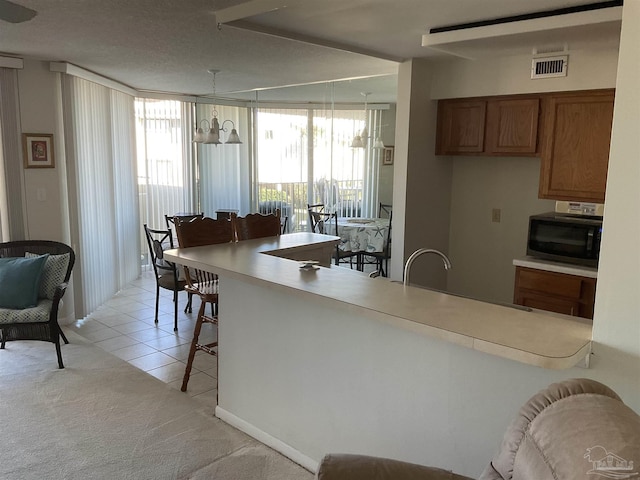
<box><xmin>527</xmin><ymin>212</ymin><xmax>602</xmax><ymax>268</ymax></box>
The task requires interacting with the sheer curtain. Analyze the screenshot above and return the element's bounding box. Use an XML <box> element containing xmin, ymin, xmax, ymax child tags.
<box><xmin>135</xmin><ymin>98</ymin><xmax>196</xmax><ymax>233</ymax></box>
<box><xmin>61</xmin><ymin>76</ymin><xmax>140</xmax><ymax>318</ymax></box>
<box><xmin>0</xmin><ymin>67</ymin><xmax>25</xmax><ymax>241</ymax></box>
<box><xmin>197</xmin><ymin>103</ymin><xmax>251</xmax><ymax>216</ymax></box>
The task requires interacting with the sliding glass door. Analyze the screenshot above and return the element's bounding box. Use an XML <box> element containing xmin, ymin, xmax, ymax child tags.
<box><xmin>255</xmin><ymin>106</ymin><xmax>382</xmax><ymax>232</ymax></box>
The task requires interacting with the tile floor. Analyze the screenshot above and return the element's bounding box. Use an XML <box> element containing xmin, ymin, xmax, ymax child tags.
<box><xmin>65</xmin><ymin>260</ymin><xmax>379</xmax><ymax>408</ymax></box>
<box><xmin>66</xmin><ymin>271</ymin><xmax>218</xmax><ymax>406</ymax></box>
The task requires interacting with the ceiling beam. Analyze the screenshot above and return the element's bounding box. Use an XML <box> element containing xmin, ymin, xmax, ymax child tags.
<box><xmin>223</xmin><ymin>20</ymin><xmax>404</xmax><ymax>63</ymax></box>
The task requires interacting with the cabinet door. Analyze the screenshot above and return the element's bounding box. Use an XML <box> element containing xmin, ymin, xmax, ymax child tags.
<box><xmin>436</xmin><ymin>100</ymin><xmax>486</xmax><ymax>154</ymax></box>
<box><xmin>513</xmin><ymin>266</ymin><xmax>596</xmax><ymax>319</ymax></box>
<box><xmin>485</xmin><ymin>98</ymin><xmax>540</xmax><ymax>154</ymax></box>
<box><xmin>539</xmin><ymin>90</ymin><xmax>615</xmax><ymax>203</ymax></box>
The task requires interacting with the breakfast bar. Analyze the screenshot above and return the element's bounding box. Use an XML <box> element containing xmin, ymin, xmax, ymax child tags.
<box><xmin>164</xmin><ymin>232</ymin><xmax>594</xmax><ymax>476</ymax></box>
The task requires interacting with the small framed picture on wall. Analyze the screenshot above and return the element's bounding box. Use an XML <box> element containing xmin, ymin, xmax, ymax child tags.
<box><xmin>23</xmin><ymin>133</ymin><xmax>55</xmax><ymax>169</ymax></box>
<box><xmin>383</xmin><ymin>146</ymin><xmax>394</xmax><ymax>165</ymax></box>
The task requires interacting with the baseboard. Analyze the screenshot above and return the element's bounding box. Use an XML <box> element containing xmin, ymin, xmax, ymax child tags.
<box><xmin>215</xmin><ymin>406</ymin><xmax>319</xmax><ymax>473</ymax></box>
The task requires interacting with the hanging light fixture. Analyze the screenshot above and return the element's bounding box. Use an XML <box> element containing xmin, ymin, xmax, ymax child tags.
<box><xmin>193</xmin><ymin>69</ymin><xmax>242</xmax><ymax>146</ymax></box>
<box><xmin>373</xmin><ymin>121</ymin><xmax>385</xmax><ymax>149</ymax></box>
<box><xmin>351</xmin><ymin>92</ymin><xmax>371</xmax><ymax>149</ymax></box>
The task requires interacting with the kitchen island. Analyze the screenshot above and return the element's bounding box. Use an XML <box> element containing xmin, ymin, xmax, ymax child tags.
<box><xmin>165</xmin><ymin>233</ymin><xmax>594</xmax><ymax>476</ymax></box>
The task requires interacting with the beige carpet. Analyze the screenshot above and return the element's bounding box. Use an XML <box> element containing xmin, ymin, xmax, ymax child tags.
<box><xmin>0</xmin><ymin>331</ymin><xmax>313</xmax><ymax>480</ymax></box>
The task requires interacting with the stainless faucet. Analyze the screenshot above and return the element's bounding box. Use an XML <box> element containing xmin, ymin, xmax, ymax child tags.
<box><xmin>403</xmin><ymin>248</ymin><xmax>452</xmax><ymax>286</ymax></box>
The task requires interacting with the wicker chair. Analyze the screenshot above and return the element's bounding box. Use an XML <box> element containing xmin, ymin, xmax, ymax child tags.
<box><xmin>0</xmin><ymin>240</ymin><xmax>75</xmax><ymax>368</ymax></box>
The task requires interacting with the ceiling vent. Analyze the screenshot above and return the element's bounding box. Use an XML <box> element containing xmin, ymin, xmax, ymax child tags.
<box><xmin>531</xmin><ymin>55</ymin><xmax>568</xmax><ymax>79</ymax></box>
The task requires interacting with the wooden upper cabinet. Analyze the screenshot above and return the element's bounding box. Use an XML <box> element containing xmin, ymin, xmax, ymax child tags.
<box><xmin>539</xmin><ymin>90</ymin><xmax>615</xmax><ymax>203</ymax></box>
<box><xmin>436</xmin><ymin>100</ymin><xmax>486</xmax><ymax>154</ymax></box>
<box><xmin>485</xmin><ymin>98</ymin><xmax>540</xmax><ymax>154</ymax></box>
<box><xmin>436</xmin><ymin>96</ymin><xmax>540</xmax><ymax>156</ymax></box>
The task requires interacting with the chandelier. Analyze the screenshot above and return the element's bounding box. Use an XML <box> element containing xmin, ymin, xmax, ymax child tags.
<box><xmin>351</xmin><ymin>92</ymin><xmax>385</xmax><ymax>149</ymax></box>
<box><xmin>193</xmin><ymin>69</ymin><xmax>242</xmax><ymax>146</ymax></box>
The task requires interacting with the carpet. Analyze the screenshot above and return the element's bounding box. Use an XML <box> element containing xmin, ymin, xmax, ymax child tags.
<box><xmin>0</xmin><ymin>331</ymin><xmax>313</xmax><ymax>480</ymax></box>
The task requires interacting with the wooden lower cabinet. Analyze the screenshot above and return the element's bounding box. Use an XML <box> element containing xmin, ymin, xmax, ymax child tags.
<box><xmin>513</xmin><ymin>266</ymin><xmax>596</xmax><ymax>320</ymax></box>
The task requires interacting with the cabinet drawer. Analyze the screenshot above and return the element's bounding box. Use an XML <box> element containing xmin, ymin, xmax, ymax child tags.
<box><xmin>516</xmin><ymin>291</ymin><xmax>581</xmax><ymax>317</ymax></box>
<box><xmin>516</xmin><ymin>268</ymin><xmax>585</xmax><ymax>299</ymax></box>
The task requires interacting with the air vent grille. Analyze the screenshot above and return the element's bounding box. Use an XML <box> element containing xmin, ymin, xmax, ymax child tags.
<box><xmin>531</xmin><ymin>55</ymin><xmax>568</xmax><ymax>79</ymax></box>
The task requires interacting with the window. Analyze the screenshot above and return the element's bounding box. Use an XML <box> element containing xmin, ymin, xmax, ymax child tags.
<box><xmin>255</xmin><ymin>107</ymin><xmax>382</xmax><ymax>232</ymax></box>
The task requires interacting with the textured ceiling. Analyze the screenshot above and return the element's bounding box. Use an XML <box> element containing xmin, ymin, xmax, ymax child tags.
<box><xmin>0</xmin><ymin>0</ymin><xmax>622</xmax><ymax>103</ymax></box>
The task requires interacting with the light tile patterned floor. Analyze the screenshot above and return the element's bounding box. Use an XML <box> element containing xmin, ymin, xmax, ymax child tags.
<box><xmin>65</xmin><ymin>261</ymin><xmax>379</xmax><ymax>407</ymax></box>
<box><xmin>65</xmin><ymin>271</ymin><xmax>218</xmax><ymax>405</ymax></box>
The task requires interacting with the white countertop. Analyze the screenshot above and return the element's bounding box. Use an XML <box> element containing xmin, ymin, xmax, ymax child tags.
<box><xmin>513</xmin><ymin>256</ymin><xmax>598</xmax><ymax>279</ymax></box>
<box><xmin>165</xmin><ymin>233</ymin><xmax>592</xmax><ymax>370</ymax></box>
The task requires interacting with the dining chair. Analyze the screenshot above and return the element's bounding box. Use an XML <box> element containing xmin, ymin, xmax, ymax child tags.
<box><xmin>330</xmin><ymin>213</ymin><xmax>360</xmax><ymax>269</ymax></box>
<box><xmin>367</xmin><ymin>210</ymin><xmax>393</xmax><ymax>277</ymax></box>
<box><xmin>173</xmin><ymin>216</ymin><xmax>235</xmax><ymax>393</ymax></box>
<box><xmin>379</xmin><ymin>202</ymin><xmax>393</xmax><ymax>219</ymax></box>
<box><xmin>307</xmin><ymin>203</ymin><xmax>332</xmax><ymax>233</ymax></box>
<box><xmin>280</xmin><ymin>215</ymin><xmax>289</xmax><ymax>234</ymax></box>
<box><xmin>164</xmin><ymin>212</ymin><xmax>204</xmax><ymax>229</ymax></box>
<box><xmin>143</xmin><ymin>224</ymin><xmax>193</xmax><ymax>332</ymax></box>
<box><xmin>233</xmin><ymin>209</ymin><xmax>281</xmax><ymax>241</ymax></box>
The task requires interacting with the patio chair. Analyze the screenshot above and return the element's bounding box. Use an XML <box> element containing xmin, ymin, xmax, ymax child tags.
<box><xmin>143</xmin><ymin>224</ymin><xmax>193</xmax><ymax>332</ymax></box>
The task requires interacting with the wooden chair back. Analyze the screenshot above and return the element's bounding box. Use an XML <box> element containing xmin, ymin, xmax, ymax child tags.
<box><xmin>173</xmin><ymin>216</ymin><xmax>235</xmax><ymax>297</ymax></box>
<box><xmin>233</xmin><ymin>209</ymin><xmax>281</xmax><ymax>241</ymax></box>
<box><xmin>165</xmin><ymin>212</ymin><xmax>204</xmax><ymax>230</ymax></box>
<box><xmin>174</xmin><ymin>216</ymin><xmax>234</xmax><ymax>249</ymax></box>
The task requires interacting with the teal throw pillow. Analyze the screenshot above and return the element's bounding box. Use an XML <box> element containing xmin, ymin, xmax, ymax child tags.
<box><xmin>25</xmin><ymin>252</ymin><xmax>70</xmax><ymax>299</ymax></box>
<box><xmin>0</xmin><ymin>254</ymin><xmax>49</xmax><ymax>309</ymax></box>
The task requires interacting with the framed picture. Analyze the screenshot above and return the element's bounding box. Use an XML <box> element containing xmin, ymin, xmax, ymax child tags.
<box><xmin>23</xmin><ymin>133</ymin><xmax>55</xmax><ymax>168</ymax></box>
<box><xmin>383</xmin><ymin>146</ymin><xmax>394</xmax><ymax>165</ymax></box>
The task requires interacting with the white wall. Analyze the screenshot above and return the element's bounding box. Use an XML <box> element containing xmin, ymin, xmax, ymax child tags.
<box><xmin>15</xmin><ymin>60</ymin><xmax>75</xmax><ymax>324</ymax></box>
<box><xmin>17</xmin><ymin>60</ymin><xmax>65</xmax><ymax>241</ymax></box>
<box><xmin>403</xmin><ymin>43</ymin><xmax>620</xmax><ymax>301</ymax></box>
<box><xmin>430</xmin><ymin>45</ymin><xmax>619</xmax><ymax>99</ymax></box>
<box><xmin>376</xmin><ymin>106</ymin><xmax>395</xmax><ymax>207</ymax></box>
<box><xmin>392</xmin><ymin>59</ymin><xmax>453</xmax><ymax>288</ymax></box>
<box><xmin>447</xmin><ymin>157</ymin><xmax>555</xmax><ymax>303</ymax></box>
<box><xmin>590</xmin><ymin>0</ymin><xmax>640</xmax><ymax>403</ymax></box>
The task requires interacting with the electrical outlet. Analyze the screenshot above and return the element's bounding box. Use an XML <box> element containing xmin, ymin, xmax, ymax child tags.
<box><xmin>492</xmin><ymin>208</ymin><xmax>501</xmax><ymax>223</ymax></box>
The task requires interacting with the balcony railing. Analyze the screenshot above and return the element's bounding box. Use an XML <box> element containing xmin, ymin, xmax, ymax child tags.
<box><xmin>258</xmin><ymin>180</ymin><xmax>363</xmax><ymax>233</ymax></box>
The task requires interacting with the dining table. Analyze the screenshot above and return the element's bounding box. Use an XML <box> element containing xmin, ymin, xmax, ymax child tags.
<box><xmin>326</xmin><ymin>217</ymin><xmax>390</xmax><ymax>259</ymax></box>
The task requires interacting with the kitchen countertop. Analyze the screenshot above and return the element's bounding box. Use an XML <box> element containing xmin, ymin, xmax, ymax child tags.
<box><xmin>165</xmin><ymin>233</ymin><xmax>592</xmax><ymax>370</ymax></box>
<box><xmin>513</xmin><ymin>256</ymin><xmax>598</xmax><ymax>278</ymax></box>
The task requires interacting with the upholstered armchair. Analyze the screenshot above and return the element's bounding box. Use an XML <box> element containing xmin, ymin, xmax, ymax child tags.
<box><xmin>316</xmin><ymin>378</ymin><xmax>640</xmax><ymax>480</ymax></box>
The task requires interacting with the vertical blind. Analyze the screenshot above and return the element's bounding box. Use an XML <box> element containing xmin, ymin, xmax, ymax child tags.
<box><xmin>0</xmin><ymin>68</ymin><xmax>25</xmax><ymax>241</ymax></box>
<box><xmin>254</xmin><ymin>106</ymin><xmax>382</xmax><ymax>232</ymax></box>
<box><xmin>135</xmin><ymin>98</ymin><xmax>196</xmax><ymax>243</ymax></box>
<box><xmin>197</xmin><ymin>103</ymin><xmax>251</xmax><ymax>217</ymax></box>
<box><xmin>61</xmin><ymin>76</ymin><xmax>140</xmax><ymax>318</ymax></box>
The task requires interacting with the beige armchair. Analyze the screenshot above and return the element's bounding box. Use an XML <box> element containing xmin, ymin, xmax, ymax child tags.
<box><xmin>316</xmin><ymin>378</ymin><xmax>640</xmax><ymax>480</ymax></box>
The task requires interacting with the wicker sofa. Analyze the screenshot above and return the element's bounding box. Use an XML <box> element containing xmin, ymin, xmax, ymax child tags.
<box><xmin>0</xmin><ymin>240</ymin><xmax>75</xmax><ymax>368</ymax></box>
<box><xmin>316</xmin><ymin>378</ymin><xmax>640</xmax><ymax>480</ymax></box>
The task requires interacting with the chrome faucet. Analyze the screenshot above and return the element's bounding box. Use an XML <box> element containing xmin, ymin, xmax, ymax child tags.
<box><xmin>403</xmin><ymin>248</ymin><xmax>452</xmax><ymax>286</ymax></box>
